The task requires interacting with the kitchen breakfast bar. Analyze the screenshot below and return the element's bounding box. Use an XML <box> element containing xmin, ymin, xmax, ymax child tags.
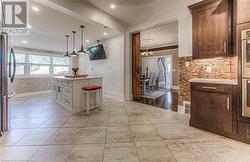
<box><xmin>52</xmin><ymin>76</ymin><xmax>102</xmax><ymax>113</ymax></box>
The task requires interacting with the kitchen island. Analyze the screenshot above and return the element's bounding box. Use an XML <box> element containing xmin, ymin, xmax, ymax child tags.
<box><xmin>52</xmin><ymin>76</ymin><xmax>102</xmax><ymax>113</ymax></box>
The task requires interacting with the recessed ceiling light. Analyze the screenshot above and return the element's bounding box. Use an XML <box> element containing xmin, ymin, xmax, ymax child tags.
<box><xmin>103</xmin><ymin>32</ymin><xmax>108</xmax><ymax>36</ymax></box>
<box><xmin>110</xmin><ymin>4</ymin><xmax>116</xmax><ymax>9</ymax></box>
<box><xmin>22</xmin><ymin>40</ymin><xmax>27</xmax><ymax>44</ymax></box>
<box><xmin>32</xmin><ymin>6</ymin><xmax>40</xmax><ymax>11</ymax></box>
<box><xmin>27</xmin><ymin>25</ymin><xmax>32</xmax><ymax>29</ymax></box>
<box><xmin>86</xmin><ymin>40</ymin><xmax>90</xmax><ymax>43</ymax></box>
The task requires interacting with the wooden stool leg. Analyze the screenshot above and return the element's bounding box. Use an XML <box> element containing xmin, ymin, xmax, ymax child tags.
<box><xmin>86</xmin><ymin>92</ymin><xmax>90</xmax><ymax>115</ymax></box>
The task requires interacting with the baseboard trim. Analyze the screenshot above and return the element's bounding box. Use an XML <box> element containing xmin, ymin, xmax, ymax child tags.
<box><xmin>15</xmin><ymin>90</ymin><xmax>52</xmax><ymax>98</ymax></box>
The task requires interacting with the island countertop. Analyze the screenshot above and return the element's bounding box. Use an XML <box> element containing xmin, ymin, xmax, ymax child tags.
<box><xmin>53</xmin><ymin>76</ymin><xmax>102</xmax><ymax>81</ymax></box>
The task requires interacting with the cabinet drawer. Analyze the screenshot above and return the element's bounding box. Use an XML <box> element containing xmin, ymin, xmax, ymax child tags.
<box><xmin>62</xmin><ymin>80</ymin><xmax>72</xmax><ymax>87</ymax></box>
<box><xmin>63</xmin><ymin>96</ymin><xmax>72</xmax><ymax>107</ymax></box>
<box><xmin>191</xmin><ymin>83</ymin><xmax>232</xmax><ymax>93</ymax></box>
<box><xmin>62</xmin><ymin>87</ymin><xmax>72</xmax><ymax>98</ymax></box>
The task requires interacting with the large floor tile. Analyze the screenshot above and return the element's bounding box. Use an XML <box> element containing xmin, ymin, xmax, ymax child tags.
<box><xmin>40</xmin><ymin>117</ymin><xmax>70</xmax><ymax>128</ymax></box>
<box><xmin>47</xmin><ymin>128</ymin><xmax>83</xmax><ymax>145</ymax></box>
<box><xmin>63</xmin><ymin>116</ymin><xmax>88</xmax><ymax>128</ymax></box>
<box><xmin>0</xmin><ymin>129</ymin><xmax>33</xmax><ymax>146</ymax></box>
<box><xmin>0</xmin><ymin>146</ymin><xmax>40</xmax><ymax>161</ymax></box>
<box><xmin>32</xmin><ymin>145</ymin><xmax>73</xmax><ymax>162</ymax></box>
<box><xmin>16</xmin><ymin>128</ymin><xmax>58</xmax><ymax>146</ymax></box>
<box><xmin>106</xmin><ymin>126</ymin><xmax>132</xmax><ymax>143</ymax></box>
<box><xmin>66</xmin><ymin>144</ymin><xmax>104</xmax><ymax>162</ymax></box>
<box><xmin>75</xmin><ymin>126</ymin><xmax>107</xmax><ymax>144</ymax></box>
<box><xmin>135</xmin><ymin>140</ymin><xmax>176</xmax><ymax>162</ymax></box>
<box><xmin>103</xmin><ymin>142</ymin><xmax>139</xmax><ymax>162</ymax></box>
<box><xmin>130</xmin><ymin>124</ymin><xmax>161</xmax><ymax>141</ymax></box>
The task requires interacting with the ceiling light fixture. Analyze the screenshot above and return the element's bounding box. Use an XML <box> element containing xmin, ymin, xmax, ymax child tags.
<box><xmin>110</xmin><ymin>4</ymin><xmax>116</xmax><ymax>9</ymax></box>
<box><xmin>32</xmin><ymin>6</ymin><xmax>40</xmax><ymax>11</ymax></box>
<box><xmin>103</xmin><ymin>26</ymin><xmax>108</xmax><ymax>36</ymax></box>
<box><xmin>86</xmin><ymin>40</ymin><xmax>90</xmax><ymax>43</ymax></box>
<box><xmin>22</xmin><ymin>40</ymin><xmax>27</xmax><ymax>44</ymax></box>
<box><xmin>77</xmin><ymin>25</ymin><xmax>87</xmax><ymax>55</ymax></box>
<box><xmin>27</xmin><ymin>25</ymin><xmax>32</xmax><ymax>29</ymax></box>
<box><xmin>141</xmin><ymin>39</ymin><xmax>154</xmax><ymax>56</ymax></box>
<box><xmin>70</xmin><ymin>31</ymin><xmax>79</xmax><ymax>57</ymax></box>
<box><xmin>64</xmin><ymin>35</ymin><xmax>71</xmax><ymax>58</ymax></box>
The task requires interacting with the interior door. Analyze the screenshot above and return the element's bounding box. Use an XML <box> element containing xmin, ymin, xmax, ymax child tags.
<box><xmin>132</xmin><ymin>33</ymin><xmax>141</xmax><ymax>100</ymax></box>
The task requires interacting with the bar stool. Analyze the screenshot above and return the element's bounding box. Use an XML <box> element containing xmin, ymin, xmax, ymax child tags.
<box><xmin>81</xmin><ymin>85</ymin><xmax>102</xmax><ymax>115</ymax></box>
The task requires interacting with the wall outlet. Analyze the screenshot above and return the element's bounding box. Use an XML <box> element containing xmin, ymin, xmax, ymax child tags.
<box><xmin>206</xmin><ymin>66</ymin><xmax>212</xmax><ymax>72</ymax></box>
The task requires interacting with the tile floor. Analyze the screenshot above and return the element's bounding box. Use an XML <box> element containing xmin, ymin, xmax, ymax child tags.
<box><xmin>0</xmin><ymin>94</ymin><xmax>249</xmax><ymax>162</ymax></box>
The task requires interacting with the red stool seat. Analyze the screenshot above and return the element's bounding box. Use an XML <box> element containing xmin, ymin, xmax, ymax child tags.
<box><xmin>82</xmin><ymin>86</ymin><xmax>102</xmax><ymax>91</ymax></box>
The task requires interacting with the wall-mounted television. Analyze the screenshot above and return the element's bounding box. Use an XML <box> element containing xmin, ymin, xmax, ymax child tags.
<box><xmin>87</xmin><ymin>44</ymin><xmax>106</xmax><ymax>60</ymax></box>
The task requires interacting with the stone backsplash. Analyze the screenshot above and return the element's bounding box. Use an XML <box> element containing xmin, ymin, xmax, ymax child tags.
<box><xmin>11</xmin><ymin>77</ymin><xmax>52</xmax><ymax>94</ymax></box>
<box><xmin>178</xmin><ymin>56</ymin><xmax>237</xmax><ymax>105</ymax></box>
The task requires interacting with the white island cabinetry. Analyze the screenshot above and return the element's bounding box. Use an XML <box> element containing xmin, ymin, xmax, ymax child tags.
<box><xmin>52</xmin><ymin>76</ymin><xmax>102</xmax><ymax>113</ymax></box>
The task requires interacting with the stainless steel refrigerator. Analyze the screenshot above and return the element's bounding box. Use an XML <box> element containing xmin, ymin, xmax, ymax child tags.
<box><xmin>0</xmin><ymin>32</ymin><xmax>16</xmax><ymax>135</ymax></box>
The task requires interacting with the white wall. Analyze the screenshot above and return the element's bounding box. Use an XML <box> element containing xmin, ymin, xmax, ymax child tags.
<box><xmin>78</xmin><ymin>34</ymin><xmax>125</xmax><ymax>101</ymax></box>
<box><xmin>178</xmin><ymin>15</ymin><xmax>193</xmax><ymax>57</ymax></box>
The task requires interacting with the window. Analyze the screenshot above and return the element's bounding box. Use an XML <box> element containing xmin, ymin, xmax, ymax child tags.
<box><xmin>16</xmin><ymin>54</ymin><xmax>26</xmax><ymax>75</ymax></box>
<box><xmin>15</xmin><ymin>53</ymin><xmax>71</xmax><ymax>76</ymax></box>
<box><xmin>53</xmin><ymin>56</ymin><xmax>70</xmax><ymax>75</ymax></box>
<box><xmin>54</xmin><ymin>66</ymin><xmax>69</xmax><ymax>75</ymax></box>
<box><xmin>29</xmin><ymin>55</ymin><xmax>51</xmax><ymax>75</ymax></box>
<box><xmin>53</xmin><ymin>57</ymin><xmax>70</xmax><ymax>65</ymax></box>
<box><xmin>30</xmin><ymin>65</ymin><xmax>50</xmax><ymax>75</ymax></box>
<box><xmin>16</xmin><ymin>65</ymin><xmax>25</xmax><ymax>75</ymax></box>
<box><xmin>30</xmin><ymin>55</ymin><xmax>50</xmax><ymax>64</ymax></box>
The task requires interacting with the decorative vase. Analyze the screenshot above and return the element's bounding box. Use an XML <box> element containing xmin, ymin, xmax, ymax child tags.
<box><xmin>72</xmin><ymin>68</ymin><xmax>79</xmax><ymax>76</ymax></box>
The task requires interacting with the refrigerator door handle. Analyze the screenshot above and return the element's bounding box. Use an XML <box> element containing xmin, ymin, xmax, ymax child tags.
<box><xmin>10</xmin><ymin>48</ymin><xmax>16</xmax><ymax>83</ymax></box>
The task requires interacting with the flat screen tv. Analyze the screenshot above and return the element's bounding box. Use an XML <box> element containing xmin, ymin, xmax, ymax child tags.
<box><xmin>87</xmin><ymin>44</ymin><xmax>106</xmax><ymax>60</ymax></box>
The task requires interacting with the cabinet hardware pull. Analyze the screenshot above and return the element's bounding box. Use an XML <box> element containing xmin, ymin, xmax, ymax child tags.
<box><xmin>201</xmin><ymin>86</ymin><xmax>217</xmax><ymax>90</ymax></box>
<box><xmin>227</xmin><ymin>97</ymin><xmax>230</xmax><ymax>110</ymax></box>
<box><xmin>224</xmin><ymin>42</ymin><xmax>227</xmax><ymax>53</ymax></box>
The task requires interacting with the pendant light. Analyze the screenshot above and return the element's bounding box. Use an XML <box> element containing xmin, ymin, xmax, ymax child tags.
<box><xmin>70</xmin><ymin>31</ymin><xmax>79</xmax><ymax>57</ymax></box>
<box><xmin>64</xmin><ymin>35</ymin><xmax>71</xmax><ymax>58</ymax></box>
<box><xmin>77</xmin><ymin>25</ymin><xmax>87</xmax><ymax>55</ymax></box>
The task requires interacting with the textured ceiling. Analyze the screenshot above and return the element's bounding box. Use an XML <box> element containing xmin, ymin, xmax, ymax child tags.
<box><xmin>140</xmin><ymin>21</ymin><xmax>178</xmax><ymax>49</ymax></box>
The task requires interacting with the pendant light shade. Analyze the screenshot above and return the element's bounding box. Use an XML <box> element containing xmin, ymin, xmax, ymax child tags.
<box><xmin>70</xmin><ymin>31</ymin><xmax>79</xmax><ymax>57</ymax></box>
<box><xmin>64</xmin><ymin>35</ymin><xmax>71</xmax><ymax>58</ymax></box>
<box><xmin>77</xmin><ymin>25</ymin><xmax>87</xmax><ymax>55</ymax></box>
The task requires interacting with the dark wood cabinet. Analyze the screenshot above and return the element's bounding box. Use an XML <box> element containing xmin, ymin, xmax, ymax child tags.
<box><xmin>189</xmin><ymin>0</ymin><xmax>233</xmax><ymax>59</ymax></box>
<box><xmin>191</xmin><ymin>83</ymin><xmax>235</xmax><ymax>136</ymax></box>
<box><xmin>236</xmin><ymin>0</ymin><xmax>250</xmax><ymax>24</ymax></box>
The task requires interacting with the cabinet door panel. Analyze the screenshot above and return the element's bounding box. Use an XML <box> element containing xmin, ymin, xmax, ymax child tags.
<box><xmin>192</xmin><ymin>91</ymin><xmax>232</xmax><ymax>133</ymax></box>
<box><xmin>190</xmin><ymin>0</ymin><xmax>232</xmax><ymax>59</ymax></box>
<box><xmin>237</xmin><ymin>0</ymin><xmax>250</xmax><ymax>24</ymax></box>
<box><xmin>192</xmin><ymin>92</ymin><xmax>212</xmax><ymax>128</ymax></box>
<box><xmin>223</xmin><ymin>94</ymin><xmax>233</xmax><ymax>134</ymax></box>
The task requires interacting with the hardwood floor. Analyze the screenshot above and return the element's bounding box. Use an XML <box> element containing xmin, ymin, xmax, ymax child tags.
<box><xmin>136</xmin><ymin>90</ymin><xmax>179</xmax><ymax>112</ymax></box>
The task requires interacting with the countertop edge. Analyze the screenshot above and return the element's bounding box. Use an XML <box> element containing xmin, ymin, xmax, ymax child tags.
<box><xmin>53</xmin><ymin>76</ymin><xmax>102</xmax><ymax>80</ymax></box>
<box><xmin>189</xmin><ymin>78</ymin><xmax>238</xmax><ymax>85</ymax></box>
